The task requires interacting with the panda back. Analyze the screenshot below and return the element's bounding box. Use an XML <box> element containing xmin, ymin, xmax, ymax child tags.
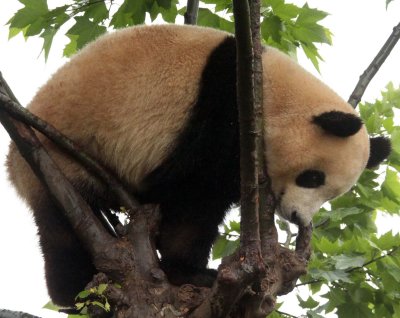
<box><xmin>26</xmin><ymin>25</ymin><xmax>230</xmax><ymax>187</ymax></box>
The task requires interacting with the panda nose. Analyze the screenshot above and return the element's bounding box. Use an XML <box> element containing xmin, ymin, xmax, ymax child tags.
<box><xmin>290</xmin><ymin>211</ymin><xmax>300</xmax><ymax>225</ymax></box>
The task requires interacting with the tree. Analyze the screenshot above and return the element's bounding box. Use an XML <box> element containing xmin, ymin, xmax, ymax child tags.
<box><xmin>1</xmin><ymin>0</ymin><xmax>400</xmax><ymax>317</ymax></box>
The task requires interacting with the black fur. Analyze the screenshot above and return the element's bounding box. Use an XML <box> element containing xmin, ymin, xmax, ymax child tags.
<box><xmin>33</xmin><ymin>191</ymin><xmax>96</xmax><ymax>306</ymax></box>
<box><xmin>313</xmin><ymin>111</ymin><xmax>363</xmax><ymax>137</ymax></box>
<box><xmin>140</xmin><ymin>36</ymin><xmax>240</xmax><ymax>286</ymax></box>
<box><xmin>295</xmin><ymin>169</ymin><xmax>325</xmax><ymax>188</ymax></box>
<box><xmin>367</xmin><ymin>136</ymin><xmax>391</xmax><ymax>168</ymax></box>
<box><xmin>38</xmin><ymin>179</ymin><xmax>122</xmax><ymax>306</ymax></box>
<box><xmin>36</xmin><ymin>35</ymin><xmax>239</xmax><ymax>306</ymax></box>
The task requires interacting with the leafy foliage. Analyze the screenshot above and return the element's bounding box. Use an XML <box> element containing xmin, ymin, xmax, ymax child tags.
<box><xmin>215</xmin><ymin>83</ymin><xmax>400</xmax><ymax>317</ymax></box>
<box><xmin>7</xmin><ymin>0</ymin><xmax>330</xmax><ymax>69</ymax></box>
<box><xmin>8</xmin><ymin>0</ymin><xmax>180</xmax><ymax>59</ymax></box>
<box><xmin>261</xmin><ymin>0</ymin><xmax>331</xmax><ymax>70</ymax></box>
<box><xmin>44</xmin><ymin>283</ymin><xmax>114</xmax><ymax>318</ymax></box>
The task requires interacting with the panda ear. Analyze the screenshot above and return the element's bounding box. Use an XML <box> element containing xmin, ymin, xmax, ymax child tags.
<box><xmin>366</xmin><ymin>136</ymin><xmax>391</xmax><ymax>168</ymax></box>
<box><xmin>313</xmin><ymin>111</ymin><xmax>363</xmax><ymax>137</ymax></box>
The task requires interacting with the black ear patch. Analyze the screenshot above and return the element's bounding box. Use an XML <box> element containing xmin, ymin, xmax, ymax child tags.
<box><xmin>313</xmin><ymin>111</ymin><xmax>363</xmax><ymax>137</ymax></box>
<box><xmin>366</xmin><ymin>136</ymin><xmax>391</xmax><ymax>168</ymax></box>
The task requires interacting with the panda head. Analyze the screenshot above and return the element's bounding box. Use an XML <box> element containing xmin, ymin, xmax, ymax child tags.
<box><xmin>262</xmin><ymin>48</ymin><xmax>391</xmax><ymax>226</ymax></box>
<box><xmin>269</xmin><ymin>110</ymin><xmax>390</xmax><ymax>226</ymax></box>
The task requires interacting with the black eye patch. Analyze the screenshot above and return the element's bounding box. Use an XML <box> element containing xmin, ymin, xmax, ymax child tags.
<box><xmin>296</xmin><ymin>170</ymin><xmax>325</xmax><ymax>188</ymax></box>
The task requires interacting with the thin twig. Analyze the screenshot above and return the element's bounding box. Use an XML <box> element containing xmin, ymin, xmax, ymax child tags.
<box><xmin>275</xmin><ymin>310</ymin><xmax>299</xmax><ymax>318</ymax></box>
<box><xmin>348</xmin><ymin>21</ymin><xmax>400</xmax><ymax>108</ymax></box>
<box><xmin>347</xmin><ymin>246</ymin><xmax>399</xmax><ymax>273</ymax></box>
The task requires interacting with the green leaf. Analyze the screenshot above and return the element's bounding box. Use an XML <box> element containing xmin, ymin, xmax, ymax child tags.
<box><xmin>332</xmin><ymin>254</ymin><xmax>366</xmax><ymax>270</ymax></box>
<box><xmin>387</xmin><ymin>264</ymin><xmax>400</xmax><ymax>283</ymax></box>
<box><xmin>297</xmin><ymin>295</ymin><xmax>319</xmax><ymax>309</ymax></box>
<box><xmin>9</xmin><ymin>0</ymin><xmax>49</xmax><ymax>29</ymax></box>
<box><xmin>197</xmin><ymin>8</ymin><xmax>222</xmax><ymax>28</ymax></box>
<box><xmin>261</xmin><ymin>14</ymin><xmax>283</xmax><ymax>43</ymax></box>
<box><xmin>313</xmin><ymin>236</ymin><xmax>342</xmax><ymax>254</ymax></box>
<box><xmin>329</xmin><ymin>207</ymin><xmax>364</xmax><ymax>223</ymax></box>
<box><xmin>336</xmin><ymin>303</ymin><xmax>373</xmax><ymax>318</ymax></box>
<box><xmin>306</xmin><ymin>311</ymin><xmax>325</xmax><ymax>318</ymax></box>
<box><xmin>390</xmin><ymin>128</ymin><xmax>400</xmax><ymax>155</ymax></box>
<box><xmin>97</xmin><ymin>283</ymin><xmax>108</xmax><ymax>295</ymax></box>
<box><xmin>195</xmin><ymin>8</ymin><xmax>234</xmax><ymax>32</ymax></box>
<box><xmin>150</xmin><ymin>0</ymin><xmax>178</xmax><ymax>23</ymax></box>
<box><xmin>212</xmin><ymin>236</ymin><xmax>238</xmax><ymax>259</ymax></box>
<box><xmin>351</xmin><ymin>286</ymin><xmax>374</xmax><ymax>303</ymax></box>
<box><xmin>321</xmin><ymin>289</ymin><xmax>346</xmax><ymax>313</ymax></box>
<box><xmin>43</xmin><ymin>301</ymin><xmax>60</xmax><ymax>311</ymax></box>
<box><xmin>40</xmin><ymin>27</ymin><xmax>57</xmax><ymax>61</ymax></box>
<box><xmin>292</xmin><ymin>24</ymin><xmax>331</xmax><ymax>45</ymax></box>
<box><xmin>382</xmin><ymin>169</ymin><xmax>400</xmax><ymax>203</ymax></box>
<box><xmin>110</xmin><ymin>0</ymin><xmax>147</xmax><ymax>28</ymax></box>
<box><xmin>64</xmin><ymin>34</ymin><xmax>78</xmax><ymax>57</ymax></box>
<box><xmin>296</xmin><ymin>5</ymin><xmax>329</xmax><ymax>25</ymax></box>
<box><xmin>84</xmin><ymin>0</ymin><xmax>109</xmax><ymax>23</ymax></box>
<box><xmin>268</xmin><ymin>311</ymin><xmax>285</xmax><ymax>318</ymax></box>
<box><xmin>66</xmin><ymin>16</ymin><xmax>107</xmax><ymax>51</ymax></box>
<box><xmin>75</xmin><ymin>302</ymin><xmax>86</xmax><ymax>310</ymax></box>
<box><xmin>310</xmin><ymin>269</ymin><xmax>352</xmax><ymax>283</ymax></box>
<box><xmin>8</xmin><ymin>26</ymin><xmax>28</xmax><ymax>39</ymax></box>
<box><xmin>76</xmin><ymin>290</ymin><xmax>91</xmax><ymax>299</ymax></box>
<box><xmin>92</xmin><ymin>301</ymin><xmax>107</xmax><ymax>310</ymax></box>
<box><xmin>25</xmin><ymin>17</ymin><xmax>46</xmax><ymax>36</ymax></box>
<box><xmin>273</xmin><ymin>3</ymin><xmax>301</xmax><ymax>21</ymax></box>
<box><xmin>372</xmin><ymin>231</ymin><xmax>399</xmax><ymax>250</ymax></box>
<box><xmin>228</xmin><ymin>220</ymin><xmax>240</xmax><ymax>232</ymax></box>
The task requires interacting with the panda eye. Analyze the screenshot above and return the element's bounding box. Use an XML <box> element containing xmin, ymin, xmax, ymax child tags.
<box><xmin>296</xmin><ymin>170</ymin><xmax>325</xmax><ymax>188</ymax></box>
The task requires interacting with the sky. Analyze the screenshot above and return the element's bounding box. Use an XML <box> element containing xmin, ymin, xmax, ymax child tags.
<box><xmin>0</xmin><ymin>1</ymin><xmax>399</xmax><ymax>317</ymax></box>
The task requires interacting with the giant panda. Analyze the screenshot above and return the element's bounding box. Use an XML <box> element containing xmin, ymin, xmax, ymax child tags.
<box><xmin>6</xmin><ymin>24</ymin><xmax>390</xmax><ymax>306</ymax></box>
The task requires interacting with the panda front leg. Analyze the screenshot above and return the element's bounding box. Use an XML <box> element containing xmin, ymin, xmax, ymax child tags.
<box><xmin>156</xmin><ymin>203</ymin><xmax>224</xmax><ymax>287</ymax></box>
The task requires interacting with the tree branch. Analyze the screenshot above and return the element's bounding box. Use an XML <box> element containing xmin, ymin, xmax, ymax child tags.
<box><xmin>348</xmin><ymin>21</ymin><xmax>400</xmax><ymax>108</ymax></box>
<box><xmin>184</xmin><ymin>0</ymin><xmax>199</xmax><ymax>25</ymax></box>
<box><xmin>248</xmin><ymin>0</ymin><xmax>278</xmax><ymax>262</ymax></box>
<box><xmin>0</xmin><ymin>106</ymin><xmax>115</xmax><ymax>263</ymax></box>
<box><xmin>0</xmin><ymin>310</ymin><xmax>40</xmax><ymax>318</ymax></box>
<box><xmin>233</xmin><ymin>0</ymin><xmax>262</xmax><ymax>266</ymax></box>
<box><xmin>0</xmin><ymin>73</ymin><xmax>177</xmax><ymax>317</ymax></box>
